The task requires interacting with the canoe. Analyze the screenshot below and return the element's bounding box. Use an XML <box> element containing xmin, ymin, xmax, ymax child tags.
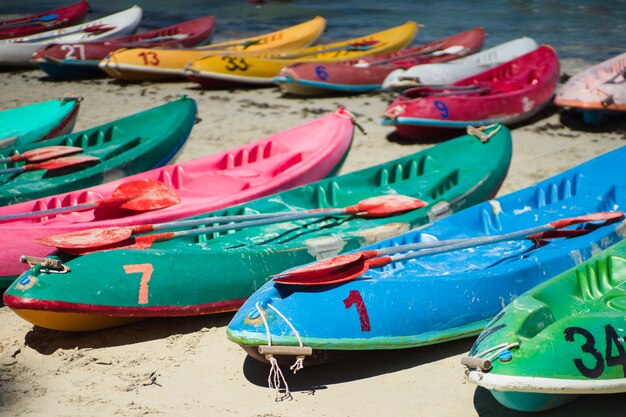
<box><xmin>382</xmin><ymin>37</ymin><xmax>538</xmax><ymax>92</ymax></box>
<box><xmin>183</xmin><ymin>22</ymin><xmax>419</xmax><ymax>88</ymax></box>
<box><xmin>0</xmin><ymin>1</ymin><xmax>89</xmax><ymax>40</ymax></box>
<box><xmin>554</xmin><ymin>51</ymin><xmax>626</xmax><ymax>125</ymax></box>
<box><xmin>3</xmin><ymin>124</ymin><xmax>512</xmax><ymax>331</ymax></box>
<box><xmin>0</xmin><ymin>96</ymin><xmax>196</xmax><ymax>207</ymax></box>
<box><xmin>0</xmin><ymin>95</ymin><xmax>81</xmax><ymax>148</ymax></box>
<box><xmin>382</xmin><ymin>45</ymin><xmax>559</xmax><ymax>140</ymax></box>
<box><xmin>32</xmin><ymin>16</ymin><xmax>216</xmax><ymax>79</ymax></box>
<box><xmin>465</xmin><ymin>239</ymin><xmax>626</xmax><ymax>411</ymax></box>
<box><xmin>99</xmin><ymin>17</ymin><xmax>326</xmax><ymax>81</ymax></box>
<box><xmin>226</xmin><ymin>141</ymin><xmax>626</xmax><ymax>368</ymax></box>
<box><xmin>0</xmin><ymin>108</ymin><xmax>355</xmax><ymax>289</ymax></box>
<box><xmin>0</xmin><ymin>6</ymin><xmax>142</xmax><ymax>66</ymax></box>
<box><xmin>273</xmin><ymin>27</ymin><xmax>485</xmax><ymax>96</ymax></box>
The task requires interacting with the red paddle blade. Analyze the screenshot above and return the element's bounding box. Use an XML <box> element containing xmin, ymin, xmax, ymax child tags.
<box><xmin>28</xmin><ymin>155</ymin><xmax>100</xmax><ymax>171</ymax></box>
<box><xmin>83</xmin><ymin>24</ymin><xmax>115</xmax><ymax>33</ymax></box>
<box><xmin>47</xmin><ymin>232</ymin><xmax>173</xmax><ymax>255</ymax></box>
<box><xmin>34</xmin><ymin>227</ymin><xmax>133</xmax><ymax>249</ymax></box>
<box><xmin>352</xmin><ymin>195</ymin><xmax>428</xmax><ymax>217</ymax></box>
<box><xmin>350</xmin><ymin>40</ymin><xmax>380</xmax><ymax>47</ymax></box>
<box><xmin>274</xmin><ymin>258</ymin><xmax>370</xmax><ymax>285</ymax></box>
<box><xmin>18</xmin><ymin>146</ymin><xmax>83</xmax><ymax>162</ymax></box>
<box><xmin>549</xmin><ymin>212</ymin><xmax>625</xmax><ymax>229</ymax></box>
<box><xmin>111</xmin><ymin>179</ymin><xmax>180</xmax><ymax>211</ymax></box>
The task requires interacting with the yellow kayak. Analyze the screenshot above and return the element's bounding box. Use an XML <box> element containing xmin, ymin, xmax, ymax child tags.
<box><xmin>99</xmin><ymin>16</ymin><xmax>326</xmax><ymax>81</ymax></box>
<box><xmin>183</xmin><ymin>21</ymin><xmax>418</xmax><ymax>87</ymax></box>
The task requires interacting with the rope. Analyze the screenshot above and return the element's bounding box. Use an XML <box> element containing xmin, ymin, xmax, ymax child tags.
<box><xmin>474</xmin><ymin>341</ymin><xmax>520</xmax><ymax>362</ymax></box>
<box><xmin>267</xmin><ymin>304</ymin><xmax>306</xmax><ymax>374</ymax></box>
<box><xmin>466</xmin><ymin>124</ymin><xmax>501</xmax><ymax>143</ymax></box>
<box><xmin>255</xmin><ymin>302</ymin><xmax>291</xmax><ymax>400</ymax></box>
<box><xmin>335</xmin><ymin>107</ymin><xmax>367</xmax><ymax>135</ymax></box>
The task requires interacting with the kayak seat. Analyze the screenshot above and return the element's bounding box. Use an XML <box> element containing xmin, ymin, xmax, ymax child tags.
<box><xmin>491</xmin><ymin>69</ymin><xmax>536</xmax><ymax>93</ymax></box>
<box><xmin>31</xmin><ymin>190</ymin><xmax>105</xmax><ymax>223</ymax></box>
<box><xmin>158</xmin><ymin>165</ymin><xmax>190</xmax><ymax>189</ymax></box>
<box><xmin>378</xmin><ymin>156</ymin><xmax>428</xmax><ymax>186</ymax></box>
<box><xmin>533</xmin><ymin>174</ymin><xmax>579</xmax><ymax>209</ymax></box>
<box><xmin>574</xmin><ymin>256</ymin><xmax>626</xmax><ymax>302</ymax></box>
<box><xmin>316</xmin><ymin>180</ymin><xmax>342</xmax><ymax>207</ymax></box>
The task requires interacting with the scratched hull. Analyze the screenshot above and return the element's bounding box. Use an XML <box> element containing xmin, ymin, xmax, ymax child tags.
<box><xmin>466</xmin><ymin>239</ymin><xmax>626</xmax><ymax>411</ymax></box>
<box><xmin>227</xmin><ymin>143</ymin><xmax>626</xmax><ymax>361</ymax></box>
<box><xmin>3</xmin><ymin>125</ymin><xmax>511</xmax><ymax>331</ymax></box>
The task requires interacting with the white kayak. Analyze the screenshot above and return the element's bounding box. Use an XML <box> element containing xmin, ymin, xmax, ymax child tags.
<box><xmin>0</xmin><ymin>6</ymin><xmax>142</xmax><ymax>66</ymax></box>
<box><xmin>382</xmin><ymin>37</ymin><xmax>538</xmax><ymax>91</ymax></box>
<box><xmin>555</xmin><ymin>51</ymin><xmax>626</xmax><ymax>112</ymax></box>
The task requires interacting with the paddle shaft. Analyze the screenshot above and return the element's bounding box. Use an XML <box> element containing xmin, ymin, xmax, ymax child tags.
<box><xmin>368</xmin><ymin>44</ymin><xmax>464</xmax><ymax>66</ymax></box>
<box><xmin>276</xmin><ymin>41</ymin><xmax>379</xmax><ymax>60</ymax></box>
<box><xmin>136</xmin><ymin>207</ymin><xmax>352</xmax><ymax>243</ymax></box>
<box><xmin>0</xmin><ymin>13</ymin><xmax>60</xmax><ymax>30</ymax></box>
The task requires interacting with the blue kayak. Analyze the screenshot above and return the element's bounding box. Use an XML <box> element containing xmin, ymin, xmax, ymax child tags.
<box><xmin>227</xmin><ymin>144</ymin><xmax>626</xmax><ymax>364</ymax></box>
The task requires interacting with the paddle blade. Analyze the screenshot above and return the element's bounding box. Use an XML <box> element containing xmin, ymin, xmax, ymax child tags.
<box><xmin>274</xmin><ymin>260</ymin><xmax>370</xmax><ymax>286</ymax></box>
<box><xmin>27</xmin><ymin>155</ymin><xmax>99</xmax><ymax>171</ymax></box>
<box><xmin>18</xmin><ymin>146</ymin><xmax>83</xmax><ymax>162</ymax></box>
<box><xmin>111</xmin><ymin>179</ymin><xmax>180</xmax><ymax>211</ymax></box>
<box><xmin>351</xmin><ymin>195</ymin><xmax>427</xmax><ymax>217</ymax></box>
<box><xmin>34</xmin><ymin>226</ymin><xmax>133</xmax><ymax>249</ymax></box>
<box><xmin>549</xmin><ymin>212</ymin><xmax>625</xmax><ymax>229</ymax></box>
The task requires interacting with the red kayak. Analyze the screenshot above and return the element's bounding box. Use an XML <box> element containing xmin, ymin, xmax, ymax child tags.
<box><xmin>382</xmin><ymin>45</ymin><xmax>559</xmax><ymax>140</ymax></box>
<box><xmin>32</xmin><ymin>16</ymin><xmax>216</xmax><ymax>79</ymax></box>
<box><xmin>274</xmin><ymin>27</ymin><xmax>485</xmax><ymax>96</ymax></box>
<box><xmin>0</xmin><ymin>1</ymin><xmax>89</xmax><ymax>40</ymax></box>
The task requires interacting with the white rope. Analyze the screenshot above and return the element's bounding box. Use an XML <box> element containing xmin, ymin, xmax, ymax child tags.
<box><xmin>267</xmin><ymin>304</ymin><xmax>306</xmax><ymax>374</ymax></box>
<box><xmin>255</xmin><ymin>302</ymin><xmax>272</xmax><ymax>347</ymax></box>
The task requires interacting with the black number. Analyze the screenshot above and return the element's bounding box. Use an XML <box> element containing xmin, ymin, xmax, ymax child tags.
<box><xmin>222</xmin><ymin>56</ymin><xmax>250</xmax><ymax>72</ymax></box>
<box><xmin>564</xmin><ymin>326</ymin><xmax>605</xmax><ymax>379</ymax></box>
<box><xmin>605</xmin><ymin>324</ymin><xmax>626</xmax><ymax>377</ymax></box>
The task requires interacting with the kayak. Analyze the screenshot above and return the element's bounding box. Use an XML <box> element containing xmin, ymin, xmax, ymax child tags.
<box><xmin>0</xmin><ymin>96</ymin><xmax>196</xmax><ymax>207</ymax></box>
<box><xmin>0</xmin><ymin>1</ymin><xmax>89</xmax><ymax>40</ymax></box>
<box><xmin>465</xmin><ymin>238</ymin><xmax>626</xmax><ymax>411</ymax></box>
<box><xmin>3</xmin><ymin>124</ymin><xmax>511</xmax><ymax>331</ymax></box>
<box><xmin>382</xmin><ymin>45</ymin><xmax>559</xmax><ymax>140</ymax></box>
<box><xmin>0</xmin><ymin>6</ymin><xmax>142</xmax><ymax>66</ymax></box>
<box><xmin>0</xmin><ymin>95</ymin><xmax>81</xmax><ymax>148</ymax></box>
<box><xmin>32</xmin><ymin>16</ymin><xmax>216</xmax><ymax>79</ymax></box>
<box><xmin>99</xmin><ymin>17</ymin><xmax>326</xmax><ymax>81</ymax></box>
<box><xmin>183</xmin><ymin>21</ymin><xmax>419</xmax><ymax>88</ymax></box>
<box><xmin>226</xmin><ymin>142</ymin><xmax>626</xmax><ymax>370</ymax></box>
<box><xmin>273</xmin><ymin>27</ymin><xmax>485</xmax><ymax>96</ymax></box>
<box><xmin>382</xmin><ymin>37</ymin><xmax>538</xmax><ymax>92</ymax></box>
<box><xmin>554</xmin><ymin>51</ymin><xmax>626</xmax><ymax>125</ymax></box>
<box><xmin>0</xmin><ymin>108</ymin><xmax>355</xmax><ymax>289</ymax></box>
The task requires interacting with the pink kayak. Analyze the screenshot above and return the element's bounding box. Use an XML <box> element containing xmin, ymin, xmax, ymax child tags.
<box><xmin>0</xmin><ymin>108</ymin><xmax>355</xmax><ymax>287</ymax></box>
<box><xmin>382</xmin><ymin>45</ymin><xmax>559</xmax><ymax>140</ymax></box>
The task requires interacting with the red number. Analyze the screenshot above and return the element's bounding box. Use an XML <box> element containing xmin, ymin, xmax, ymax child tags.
<box><xmin>123</xmin><ymin>263</ymin><xmax>154</xmax><ymax>304</ymax></box>
<box><xmin>138</xmin><ymin>51</ymin><xmax>160</xmax><ymax>66</ymax></box>
<box><xmin>343</xmin><ymin>290</ymin><xmax>371</xmax><ymax>332</ymax></box>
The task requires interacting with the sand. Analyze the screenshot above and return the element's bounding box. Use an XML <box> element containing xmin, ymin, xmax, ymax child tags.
<box><xmin>1</xmin><ymin>65</ymin><xmax>626</xmax><ymax>417</ymax></box>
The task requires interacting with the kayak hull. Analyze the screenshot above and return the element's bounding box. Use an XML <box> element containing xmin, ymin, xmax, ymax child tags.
<box><xmin>3</xmin><ymin>125</ymin><xmax>512</xmax><ymax>330</ymax></box>
<box><xmin>383</xmin><ymin>45</ymin><xmax>559</xmax><ymax>140</ymax></box>
<box><xmin>0</xmin><ymin>1</ymin><xmax>89</xmax><ymax>40</ymax></box>
<box><xmin>275</xmin><ymin>27</ymin><xmax>485</xmax><ymax>96</ymax></box>
<box><xmin>0</xmin><ymin>109</ymin><xmax>355</xmax><ymax>288</ymax></box>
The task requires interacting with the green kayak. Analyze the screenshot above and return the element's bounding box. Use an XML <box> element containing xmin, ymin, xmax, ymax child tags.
<box><xmin>4</xmin><ymin>124</ymin><xmax>511</xmax><ymax>331</ymax></box>
<box><xmin>464</xmin><ymin>237</ymin><xmax>626</xmax><ymax>411</ymax></box>
<box><xmin>0</xmin><ymin>96</ymin><xmax>196</xmax><ymax>206</ymax></box>
<box><xmin>0</xmin><ymin>96</ymin><xmax>81</xmax><ymax>148</ymax></box>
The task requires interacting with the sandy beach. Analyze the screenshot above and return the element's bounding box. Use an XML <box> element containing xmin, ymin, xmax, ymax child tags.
<box><xmin>2</xmin><ymin>62</ymin><xmax>626</xmax><ymax>417</ymax></box>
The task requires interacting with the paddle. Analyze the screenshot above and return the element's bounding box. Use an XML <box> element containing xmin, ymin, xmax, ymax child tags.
<box><xmin>0</xmin><ymin>13</ymin><xmax>60</xmax><ymax>30</ymax></box>
<box><xmin>0</xmin><ymin>179</ymin><xmax>180</xmax><ymax>223</ymax></box>
<box><xmin>0</xmin><ymin>155</ymin><xmax>99</xmax><ymax>175</ymax></box>
<box><xmin>361</xmin><ymin>45</ymin><xmax>466</xmax><ymax>67</ymax></box>
<box><xmin>603</xmin><ymin>67</ymin><xmax>626</xmax><ymax>84</ymax></box>
<box><xmin>275</xmin><ymin>40</ymin><xmax>381</xmax><ymax>60</ymax></box>
<box><xmin>403</xmin><ymin>84</ymin><xmax>491</xmax><ymax>98</ymax></box>
<box><xmin>26</xmin><ymin>23</ymin><xmax>116</xmax><ymax>43</ymax></box>
<box><xmin>0</xmin><ymin>146</ymin><xmax>83</xmax><ymax>164</ymax></box>
<box><xmin>199</xmin><ymin>38</ymin><xmax>262</xmax><ymax>51</ymax></box>
<box><xmin>118</xmin><ymin>34</ymin><xmax>188</xmax><ymax>46</ymax></box>
<box><xmin>272</xmin><ymin>211</ymin><xmax>625</xmax><ymax>285</ymax></box>
<box><xmin>34</xmin><ymin>195</ymin><xmax>428</xmax><ymax>254</ymax></box>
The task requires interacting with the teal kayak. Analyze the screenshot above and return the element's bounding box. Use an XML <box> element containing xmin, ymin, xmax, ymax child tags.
<box><xmin>0</xmin><ymin>96</ymin><xmax>81</xmax><ymax>148</ymax></box>
<box><xmin>0</xmin><ymin>96</ymin><xmax>196</xmax><ymax>206</ymax></box>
